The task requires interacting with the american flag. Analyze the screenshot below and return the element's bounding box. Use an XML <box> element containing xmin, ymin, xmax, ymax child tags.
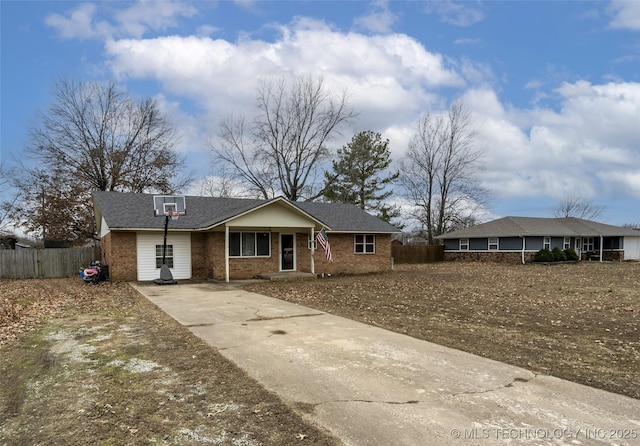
<box><xmin>316</xmin><ymin>228</ymin><xmax>333</xmax><ymax>262</ymax></box>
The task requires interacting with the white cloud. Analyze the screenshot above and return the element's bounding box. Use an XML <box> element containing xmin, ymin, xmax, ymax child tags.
<box><xmin>608</xmin><ymin>0</ymin><xmax>640</xmax><ymax>30</ymax></box>
<box><xmin>454</xmin><ymin>37</ymin><xmax>483</xmax><ymax>46</ymax></box>
<box><xmin>64</xmin><ymin>3</ymin><xmax>638</xmax><ymax>206</ymax></box>
<box><xmin>554</xmin><ymin>81</ymin><xmax>640</xmax><ymax>151</ymax></box>
<box><xmin>45</xmin><ymin>3</ymin><xmax>113</xmax><ymax>39</ymax></box>
<box><xmin>464</xmin><ymin>80</ymin><xmax>640</xmax><ymax>200</ymax></box>
<box><xmin>599</xmin><ymin>170</ymin><xmax>640</xmax><ymax>197</ymax></box>
<box><xmin>353</xmin><ymin>0</ymin><xmax>398</xmax><ymax>34</ymax></box>
<box><xmin>45</xmin><ymin>0</ymin><xmax>197</xmax><ymax>40</ymax></box>
<box><xmin>422</xmin><ymin>1</ymin><xmax>485</xmax><ymax>27</ymax></box>
<box><xmin>114</xmin><ymin>0</ymin><xmax>198</xmax><ymax>38</ymax></box>
<box><xmin>105</xmin><ymin>18</ymin><xmax>464</xmax><ymax>144</ymax></box>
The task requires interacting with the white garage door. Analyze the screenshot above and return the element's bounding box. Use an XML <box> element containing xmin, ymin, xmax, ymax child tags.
<box><xmin>136</xmin><ymin>232</ymin><xmax>192</xmax><ymax>281</ymax></box>
<box><xmin>624</xmin><ymin>237</ymin><xmax>640</xmax><ymax>260</ymax></box>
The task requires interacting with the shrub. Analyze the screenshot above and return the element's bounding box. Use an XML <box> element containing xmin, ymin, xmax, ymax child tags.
<box><xmin>552</xmin><ymin>247</ymin><xmax>567</xmax><ymax>261</ymax></box>
<box><xmin>534</xmin><ymin>248</ymin><xmax>554</xmax><ymax>262</ymax></box>
<box><xmin>563</xmin><ymin>248</ymin><xmax>579</xmax><ymax>261</ymax></box>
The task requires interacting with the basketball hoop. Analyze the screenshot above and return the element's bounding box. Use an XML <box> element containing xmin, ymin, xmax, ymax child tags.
<box><xmin>168</xmin><ymin>210</ymin><xmax>180</xmax><ymax>221</ymax></box>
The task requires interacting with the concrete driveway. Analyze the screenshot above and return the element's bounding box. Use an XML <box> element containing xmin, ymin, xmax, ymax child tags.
<box><xmin>131</xmin><ymin>281</ymin><xmax>640</xmax><ymax>446</ymax></box>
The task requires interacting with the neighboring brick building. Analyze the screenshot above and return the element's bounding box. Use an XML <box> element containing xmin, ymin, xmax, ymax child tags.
<box><xmin>93</xmin><ymin>191</ymin><xmax>400</xmax><ymax>282</ymax></box>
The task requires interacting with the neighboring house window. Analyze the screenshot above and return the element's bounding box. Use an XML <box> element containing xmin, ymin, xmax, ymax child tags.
<box><xmin>229</xmin><ymin>232</ymin><xmax>270</xmax><ymax>257</ymax></box>
<box><xmin>583</xmin><ymin>237</ymin><xmax>594</xmax><ymax>252</ymax></box>
<box><xmin>543</xmin><ymin>236</ymin><xmax>551</xmax><ymax>250</ymax></box>
<box><xmin>563</xmin><ymin>237</ymin><xmax>571</xmax><ymax>250</ymax></box>
<box><xmin>460</xmin><ymin>238</ymin><xmax>469</xmax><ymax>250</ymax></box>
<box><xmin>488</xmin><ymin>237</ymin><xmax>499</xmax><ymax>250</ymax></box>
<box><xmin>355</xmin><ymin>234</ymin><xmax>375</xmax><ymax>254</ymax></box>
<box><xmin>155</xmin><ymin>244</ymin><xmax>174</xmax><ymax>268</ymax></box>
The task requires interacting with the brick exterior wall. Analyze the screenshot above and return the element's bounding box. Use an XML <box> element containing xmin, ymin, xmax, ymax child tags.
<box><xmin>105</xmin><ymin>232</ymin><xmax>137</xmax><ymax>281</ymax></box>
<box><xmin>101</xmin><ymin>232</ymin><xmax>112</xmax><ymax>270</ymax></box>
<box><xmin>191</xmin><ymin>232</ymin><xmax>209</xmax><ymax>279</ymax></box>
<box><xmin>311</xmin><ymin>233</ymin><xmax>393</xmax><ymax>276</ymax></box>
<box><xmin>445</xmin><ymin>250</ymin><xmax>625</xmax><ymax>263</ymax></box>
<box><xmin>444</xmin><ymin>251</ymin><xmax>535</xmax><ymax>264</ymax></box>
<box><xmin>105</xmin><ymin>230</ymin><xmax>394</xmax><ymax>281</ymax></box>
<box><xmin>581</xmin><ymin>251</ymin><xmax>624</xmax><ymax>261</ymax></box>
<box><xmin>210</xmin><ymin>232</ymin><xmax>393</xmax><ymax>280</ymax></box>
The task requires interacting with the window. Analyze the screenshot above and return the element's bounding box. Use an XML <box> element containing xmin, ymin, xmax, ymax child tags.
<box><xmin>155</xmin><ymin>244</ymin><xmax>174</xmax><ymax>268</ymax></box>
<box><xmin>488</xmin><ymin>237</ymin><xmax>499</xmax><ymax>250</ymax></box>
<box><xmin>459</xmin><ymin>238</ymin><xmax>469</xmax><ymax>251</ymax></box>
<box><xmin>583</xmin><ymin>237</ymin><xmax>594</xmax><ymax>252</ymax></box>
<box><xmin>543</xmin><ymin>236</ymin><xmax>551</xmax><ymax>250</ymax></box>
<box><xmin>229</xmin><ymin>232</ymin><xmax>270</xmax><ymax>257</ymax></box>
<box><xmin>563</xmin><ymin>237</ymin><xmax>571</xmax><ymax>250</ymax></box>
<box><xmin>355</xmin><ymin>234</ymin><xmax>375</xmax><ymax>254</ymax></box>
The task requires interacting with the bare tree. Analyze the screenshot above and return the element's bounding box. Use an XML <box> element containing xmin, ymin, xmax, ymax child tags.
<box><xmin>19</xmin><ymin>78</ymin><xmax>188</xmax><ymax>243</ymax></box>
<box><xmin>553</xmin><ymin>196</ymin><xmax>604</xmax><ymax>220</ymax></box>
<box><xmin>192</xmin><ymin>175</ymin><xmax>259</xmax><ymax>199</ymax></box>
<box><xmin>27</xmin><ymin>79</ymin><xmax>187</xmax><ymax>193</ymax></box>
<box><xmin>398</xmin><ymin>99</ymin><xmax>487</xmax><ymax>244</ymax></box>
<box><xmin>0</xmin><ymin>162</ymin><xmax>19</xmax><ymax>233</ymax></box>
<box><xmin>214</xmin><ymin>114</ymin><xmax>278</xmax><ymax>199</ymax></box>
<box><xmin>210</xmin><ymin>76</ymin><xmax>357</xmax><ymax>201</ymax></box>
<box><xmin>14</xmin><ymin>167</ymin><xmax>95</xmax><ymax>242</ymax></box>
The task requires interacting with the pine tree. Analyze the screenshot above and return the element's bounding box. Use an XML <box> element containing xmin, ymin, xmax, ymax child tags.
<box><xmin>324</xmin><ymin>131</ymin><xmax>400</xmax><ymax>224</ymax></box>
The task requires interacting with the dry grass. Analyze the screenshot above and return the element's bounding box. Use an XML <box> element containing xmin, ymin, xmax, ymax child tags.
<box><xmin>2</xmin><ymin>261</ymin><xmax>638</xmax><ymax>445</ymax></box>
<box><xmin>0</xmin><ymin>278</ymin><xmax>341</xmax><ymax>445</ymax></box>
<box><xmin>242</xmin><ymin>262</ymin><xmax>640</xmax><ymax>400</ymax></box>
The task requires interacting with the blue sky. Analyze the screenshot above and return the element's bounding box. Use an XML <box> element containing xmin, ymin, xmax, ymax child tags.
<box><xmin>2</xmin><ymin>0</ymin><xmax>640</xmax><ymax>227</ymax></box>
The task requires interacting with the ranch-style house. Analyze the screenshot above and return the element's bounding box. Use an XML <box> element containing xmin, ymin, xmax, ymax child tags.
<box><xmin>436</xmin><ymin>216</ymin><xmax>640</xmax><ymax>263</ymax></box>
<box><xmin>92</xmin><ymin>191</ymin><xmax>400</xmax><ymax>282</ymax></box>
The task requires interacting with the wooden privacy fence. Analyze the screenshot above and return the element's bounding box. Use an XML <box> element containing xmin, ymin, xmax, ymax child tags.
<box><xmin>0</xmin><ymin>247</ymin><xmax>101</xmax><ymax>279</ymax></box>
<box><xmin>392</xmin><ymin>245</ymin><xmax>444</xmax><ymax>264</ymax></box>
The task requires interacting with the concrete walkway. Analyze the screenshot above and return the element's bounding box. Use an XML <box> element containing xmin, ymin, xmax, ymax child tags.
<box><xmin>131</xmin><ymin>282</ymin><xmax>640</xmax><ymax>446</ymax></box>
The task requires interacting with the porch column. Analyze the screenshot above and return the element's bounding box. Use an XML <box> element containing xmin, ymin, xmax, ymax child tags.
<box><xmin>521</xmin><ymin>236</ymin><xmax>526</xmax><ymax>264</ymax></box>
<box><xmin>310</xmin><ymin>226</ymin><xmax>316</xmax><ymax>275</ymax></box>
<box><xmin>225</xmin><ymin>225</ymin><xmax>230</xmax><ymax>282</ymax></box>
<box><xmin>600</xmin><ymin>235</ymin><xmax>604</xmax><ymax>262</ymax></box>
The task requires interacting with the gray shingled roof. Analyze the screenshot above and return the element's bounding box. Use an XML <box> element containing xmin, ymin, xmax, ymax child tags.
<box><xmin>92</xmin><ymin>191</ymin><xmax>400</xmax><ymax>233</ymax></box>
<box><xmin>435</xmin><ymin>216</ymin><xmax>639</xmax><ymax>239</ymax></box>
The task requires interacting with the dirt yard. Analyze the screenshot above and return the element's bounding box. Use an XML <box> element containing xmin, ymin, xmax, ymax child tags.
<box><xmin>1</xmin><ymin>262</ymin><xmax>638</xmax><ymax>445</ymax></box>
<box><xmin>0</xmin><ymin>279</ymin><xmax>341</xmax><ymax>445</ymax></box>
<box><xmin>243</xmin><ymin>262</ymin><xmax>640</xmax><ymax>400</ymax></box>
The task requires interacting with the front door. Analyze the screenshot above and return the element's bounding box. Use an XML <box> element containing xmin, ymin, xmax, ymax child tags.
<box><xmin>280</xmin><ymin>233</ymin><xmax>295</xmax><ymax>271</ymax></box>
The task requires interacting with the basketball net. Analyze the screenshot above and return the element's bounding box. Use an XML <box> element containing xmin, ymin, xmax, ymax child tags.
<box><xmin>169</xmin><ymin>210</ymin><xmax>180</xmax><ymax>221</ymax></box>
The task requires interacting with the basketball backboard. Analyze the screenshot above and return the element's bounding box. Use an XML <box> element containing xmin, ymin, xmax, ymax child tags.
<box><xmin>153</xmin><ymin>195</ymin><xmax>186</xmax><ymax>217</ymax></box>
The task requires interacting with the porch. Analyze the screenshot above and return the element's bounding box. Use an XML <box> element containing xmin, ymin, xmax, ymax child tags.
<box><xmin>256</xmin><ymin>271</ymin><xmax>317</xmax><ymax>281</ymax></box>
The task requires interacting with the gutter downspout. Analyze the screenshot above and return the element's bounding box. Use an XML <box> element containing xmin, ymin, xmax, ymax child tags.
<box><xmin>520</xmin><ymin>236</ymin><xmax>526</xmax><ymax>264</ymax></box>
